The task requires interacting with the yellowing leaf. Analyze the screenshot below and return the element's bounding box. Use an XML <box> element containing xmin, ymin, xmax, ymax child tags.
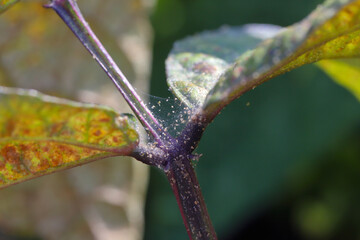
<box><xmin>0</xmin><ymin>1</ymin><xmax>152</xmax><ymax>239</ymax></box>
<box><xmin>317</xmin><ymin>59</ymin><xmax>360</xmax><ymax>101</ymax></box>
<box><xmin>203</xmin><ymin>0</ymin><xmax>360</xmax><ymax>116</ymax></box>
<box><xmin>0</xmin><ymin>0</ymin><xmax>19</xmax><ymax>14</ymax></box>
<box><xmin>167</xmin><ymin>0</ymin><xmax>360</xmax><ymax>121</ymax></box>
<box><xmin>0</xmin><ymin>87</ymin><xmax>139</xmax><ymax>188</ymax></box>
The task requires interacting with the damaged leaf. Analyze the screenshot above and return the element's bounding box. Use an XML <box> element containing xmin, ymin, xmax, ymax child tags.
<box><xmin>166</xmin><ymin>0</ymin><xmax>360</xmax><ymax>120</ymax></box>
<box><xmin>0</xmin><ymin>87</ymin><xmax>139</xmax><ymax>188</ymax></box>
<box><xmin>166</xmin><ymin>24</ymin><xmax>281</xmax><ymax>108</ymax></box>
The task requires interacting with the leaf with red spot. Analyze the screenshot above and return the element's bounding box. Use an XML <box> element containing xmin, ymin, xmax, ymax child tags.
<box><xmin>0</xmin><ymin>87</ymin><xmax>139</xmax><ymax>188</ymax></box>
<box><xmin>166</xmin><ymin>24</ymin><xmax>281</xmax><ymax>108</ymax></box>
<box><xmin>0</xmin><ymin>1</ymin><xmax>152</xmax><ymax>239</ymax></box>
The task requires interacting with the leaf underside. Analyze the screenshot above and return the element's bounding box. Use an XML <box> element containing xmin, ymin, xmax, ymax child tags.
<box><xmin>0</xmin><ymin>87</ymin><xmax>139</xmax><ymax>188</ymax></box>
<box><xmin>166</xmin><ymin>24</ymin><xmax>282</xmax><ymax>108</ymax></box>
<box><xmin>166</xmin><ymin>0</ymin><xmax>360</xmax><ymax>119</ymax></box>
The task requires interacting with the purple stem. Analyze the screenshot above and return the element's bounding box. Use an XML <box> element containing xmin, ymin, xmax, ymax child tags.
<box><xmin>166</xmin><ymin>154</ymin><xmax>217</xmax><ymax>240</ymax></box>
<box><xmin>45</xmin><ymin>1</ymin><xmax>217</xmax><ymax>239</ymax></box>
<box><xmin>45</xmin><ymin>0</ymin><xmax>168</xmax><ymax>144</ymax></box>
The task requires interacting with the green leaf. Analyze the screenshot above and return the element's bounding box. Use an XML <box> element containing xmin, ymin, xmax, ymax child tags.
<box><xmin>317</xmin><ymin>59</ymin><xmax>360</xmax><ymax>101</ymax></box>
<box><xmin>166</xmin><ymin>24</ymin><xmax>281</xmax><ymax>108</ymax></box>
<box><xmin>204</xmin><ymin>0</ymin><xmax>360</xmax><ymax>114</ymax></box>
<box><xmin>167</xmin><ymin>0</ymin><xmax>360</xmax><ymax>119</ymax></box>
<box><xmin>0</xmin><ymin>0</ymin><xmax>19</xmax><ymax>14</ymax></box>
<box><xmin>0</xmin><ymin>87</ymin><xmax>139</xmax><ymax>188</ymax></box>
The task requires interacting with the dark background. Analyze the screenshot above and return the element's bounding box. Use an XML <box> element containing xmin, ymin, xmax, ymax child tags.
<box><xmin>145</xmin><ymin>0</ymin><xmax>360</xmax><ymax>239</ymax></box>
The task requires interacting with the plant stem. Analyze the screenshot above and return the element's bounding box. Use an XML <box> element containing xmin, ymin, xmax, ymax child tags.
<box><xmin>45</xmin><ymin>0</ymin><xmax>168</xmax><ymax>144</ymax></box>
<box><xmin>166</xmin><ymin>154</ymin><xmax>217</xmax><ymax>240</ymax></box>
<box><xmin>177</xmin><ymin>110</ymin><xmax>208</xmax><ymax>153</ymax></box>
<box><xmin>46</xmin><ymin>1</ymin><xmax>217</xmax><ymax>239</ymax></box>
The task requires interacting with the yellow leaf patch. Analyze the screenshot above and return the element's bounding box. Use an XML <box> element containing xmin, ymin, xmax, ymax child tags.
<box><xmin>0</xmin><ymin>87</ymin><xmax>139</xmax><ymax>188</ymax></box>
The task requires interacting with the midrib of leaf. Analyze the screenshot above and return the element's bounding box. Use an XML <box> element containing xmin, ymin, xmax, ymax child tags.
<box><xmin>244</xmin><ymin>26</ymin><xmax>360</xmax><ymax>91</ymax></box>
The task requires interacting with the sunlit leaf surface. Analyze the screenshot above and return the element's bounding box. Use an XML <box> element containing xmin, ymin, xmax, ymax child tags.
<box><xmin>0</xmin><ymin>0</ymin><xmax>19</xmax><ymax>14</ymax></box>
<box><xmin>0</xmin><ymin>87</ymin><xmax>138</xmax><ymax>188</ymax></box>
<box><xmin>167</xmin><ymin>0</ymin><xmax>360</xmax><ymax>118</ymax></box>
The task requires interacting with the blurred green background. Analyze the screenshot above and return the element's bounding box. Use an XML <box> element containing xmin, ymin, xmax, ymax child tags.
<box><xmin>0</xmin><ymin>0</ymin><xmax>359</xmax><ymax>239</ymax></box>
<box><xmin>146</xmin><ymin>0</ymin><xmax>360</xmax><ymax>239</ymax></box>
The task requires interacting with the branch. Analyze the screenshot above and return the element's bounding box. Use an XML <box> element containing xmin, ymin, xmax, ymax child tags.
<box><xmin>44</xmin><ymin>0</ymin><xmax>170</xmax><ymax>145</ymax></box>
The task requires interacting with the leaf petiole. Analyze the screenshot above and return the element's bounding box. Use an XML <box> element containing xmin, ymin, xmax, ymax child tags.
<box><xmin>45</xmin><ymin>0</ymin><xmax>172</xmax><ymax>146</ymax></box>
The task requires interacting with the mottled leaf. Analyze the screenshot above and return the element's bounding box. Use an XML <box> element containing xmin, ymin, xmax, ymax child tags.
<box><xmin>0</xmin><ymin>87</ymin><xmax>139</xmax><ymax>188</ymax></box>
<box><xmin>0</xmin><ymin>0</ymin><xmax>19</xmax><ymax>14</ymax></box>
<box><xmin>167</xmin><ymin>0</ymin><xmax>360</xmax><ymax>118</ymax></box>
<box><xmin>317</xmin><ymin>59</ymin><xmax>360</xmax><ymax>101</ymax></box>
<box><xmin>204</xmin><ymin>0</ymin><xmax>360</xmax><ymax>114</ymax></box>
<box><xmin>166</xmin><ymin>24</ymin><xmax>281</xmax><ymax>108</ymax></box>
<box><xmin>0</xmin><ymin>1</ymin><xmax>152</xmax><ymax>239</ymax></box>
